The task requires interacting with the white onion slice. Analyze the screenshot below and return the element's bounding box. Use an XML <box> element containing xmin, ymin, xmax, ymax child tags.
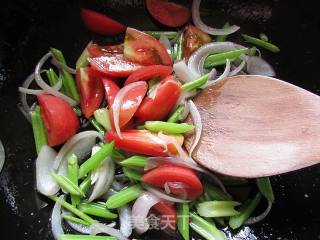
<box><xmin>36</xmin><ymin>145</ymin><xmax>60</xmax><ymax>196</ymax></box>
<box><xmin>112</xmin><ymin>81</ymin><xmax>147</xmax><ymax>138</ymax></box>
<box><xmin>159</xmin><ymin>34</ymin><xmax>171</xmax><ymax>55</ymax></box>
<box><xmin>229</xmin><ymin>60</ymin><xmax>246</xmax><ymax>76</ymax></box>
<box><xmin>132</xmin><ymin>192</ymin><xmax>161</xmax><ymax>234</ymax></box>
<box><xmin>143</xmin><ymin>184</ymin><xmax>190</xmax><ymax>203</ymax></box>
<box><xmin>187</xmin><ymin>100</ymin><xmax>202</xmax><ymax>157</ymax></box>
<box><xmin>51</xmin><ymin>56</ymin><xmax>77</xmax><ymax>74</ymax></box>
<box><xmin>53</xmin><ymin>131</ymin><xmax>103</xmax><ymax>170</ymax></box>
<box><xmin>34</xmin><ymin>52</ymin><xmax>77</xmax><ymax>106</ymax></box>
<box><xmin>90</xmin><ymin>222</ymin><xmax>129</xmax><ymax>240</ymax></box>
<box><xmin>173</xmin><ymin>60</ymin><xmax>198</xmax><ymax>82</ymax></box>
<box><xmin>112</xmin><ymin>180</ymin><xmax>125</xmax><ymax>191</ymax></box>
<box><xmin>202</xmin><ymin>59</ymin><xmax>231</xmax><ymax>88</ymax></box>
<box><xmin>188</xmin><ymin>42</ymin><xmax>245</xmax><ymax>77</ymax></box>
<box><xmin>89</xmin><ymin>157</ymin><xmax>115</xmax><ymax>201</ymax></box>
<box><xmin>90</xmin><ymin>146</ymin><xmax>102</xmax><ymax>184</ymax></box>
<box><xmin>119</xmin><ymin>205</ymin><xmax>133</xmax><ymax>237</ymax></box>
<box><xmin>18</xmin><ymin>87</ymin><xmax>45</xmax><ymax>95</ymax></box>
<box><xmin>245</xmin><ymin>200</ymin><xmax>272</xmax><ymax>225</ymax></box>
<box><xmin>192</xmin><ymin>0</ymin><xmax>240</xmax><ymax>36</ymax></box>
<box><xmin>246</xmin><ymin>56</ymin><xmax>275</xmax><ymax>76</ymax></box>
<box><xmin>51</xmin><ymin>195</ymin><xmax>65</xmax><ymax>240</ymax></box>
<box><xmin>0</xmin><ymin>140</ymin><xmax>5</xmax><ymax>173</ymax></box>
<box><xmin>179</xmin><ymin>100</ymin><xmax>190</xmax><ymax>121</ymax></box>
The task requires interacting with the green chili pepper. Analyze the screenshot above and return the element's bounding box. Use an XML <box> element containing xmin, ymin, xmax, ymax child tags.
<box><xmin>204</xmin><ymin>48</ymin><xmax>248</xmax><ymax>68</ymax></box>
<box><xmin>29</xmin><ymin>106</ymin><xmax>47</xmax><ymax>154</ymax></box>
<box><xmin>123</xmin><ymin>167</ymin><xmax>143</xmax><ymax>181</ymax></box>
<box><xmin>241</xmin><ymin>34</ymin><xmax>280</xmax><ymax>53</ymax></box>
<box><xmin>172</xmin><ymin>43</ymin><xmax>179</xmax><ymax>61</ymax></box>
<box><xmin>58</xmin><ymin>234</ymin><xmax>116</xmax><ymax>240</ymax></box>
<box><xmin>197</xmin><ymin>201</ymin><xmax>241</xmax><ymax>217</ymax></box>
<box><xmin>259</xmin><ymin>33</ymin><xmax>269</xmax><ymax>42</ymax></box>
<box><xmin>229</xmin><ymin>193</ymin><xmax>261</xmax><ymax>229</ymax></box>
<box><xmin>167</xmin><ymin>105</ymin><xmax>185</xmax><ymax>123</ymax></box>
<box><xmin>120</xmin><ymin>155</ymin><xmax>147</xmax><ymax>168</ymax></box>
<box><xmin>256</xmin><ymin>177</ymin><xmax>274</xmax><ymax>202</ymax></box>
<box><xmin>181</xmin><ymin>73</ymin><xmax>209</xmax><ymax>92</ymax></box>
<box><xmin>78</xmin><ymin>142</ymin><xmax>114</xmax><ymax>179</ymax></box>
<box><xmin>177</xmin><ymin>203</ymin><xmax>189</xmax><ymax>240</ymax></box>
<box><xmin>216</xmin><ymin>22</ymin><xmax>230</xmax><ymax>42</ymax></box>
<box><xmin>51</xmin><ymin>172</ymin><xmax>84</xmax><ymax>196</ymax></box>
<box><xmin>78</xmin><ymin>201</ymin><xmax>118</xmax><ymax>219</ymax></box>
<box><xmin>67</xmin><ymin>154</ymin><xmax>80</xmax><ymax>205</ymax></box>
<box><xmin>94</xmin><ymin>108</ymin><xmax>112</xmax><ymax>131</ymax></box>
<box><xmin>190</xmin><ymin>212</ymin><xmax>227</xmax><ymax>240</ymax></box>
<box><xmin>144</xmin><ymin>31</ymin><xmax>177</xmax><ymax>40</ymax></box>
<box><xmin>144</xmin><ymin>121</ymin><xmax>194</xmax><ymax>134</ymax></box>
<box><xmin>106</xmin><ymin>184</ymin><xmax>144</xmax><ymax>209</ymax></box>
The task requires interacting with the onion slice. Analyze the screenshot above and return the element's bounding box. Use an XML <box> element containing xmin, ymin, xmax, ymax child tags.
<box><xmin>246</xmin><ymin>56</ymin><xmax>275</xmax><ymax>76</ymax></box>
<box><xmin>51</xmin><ymin>195</ymin><xmax>65</xmax><ymax>240</ymax></box>
<box><xmin>0</xmin><ymin>140</ymin><xmax>5</xmax><ymax>173</ymax></box>
<box><xmin>245</xmin><ymin>200</ymin><xmax>272</xmax><ymax>225</ymax></box>
<box><xmin>192</xmin><ymin>0</ymin><xmax>240</xmax><ymax>36</ymax></box>
<box><xmin>229</xmin><ymin>60</ymin><xmax>246</xmax><ymax>76</ymax></box>
<box><xmin>90</xmin><ymin>222</ymin><xmax>129</xmax><ymax>240</ymax></box>
<box><xmin>36</xmin><ymin>145</ymin><xmax>60</xmax><ymax>196</ymax></box>
<box><xmin>51</xmin><ymin>56</ymin><xmax>77</xmax><ymax>74</ymax></box>
<box><xmin>34</xmin><ymin>52</ymin><xmax>77</xmax><ymax>106</ymax></box>
<box><xmin>173</xmin><ymin>60</ymin><xmax>198</xmax><ymax>82</ymax></box>
<box><xmin>53</xmin><ymin>131</ymin><xmax>103</xmax><ymax>170</ymax></box>
<box><xmin>187</xmin><ymin>100</ymin><xmax>202</xmax><ymax>157</ymax></box>
<box><xmin>132</xmin><ymin>192</ymin><xmax>161</xmax><ymax>234</ymax></box>
<box><xmin>112</xmin><ymin>81</ymin><xmax>147</xmax><ymax>138</ymax></box>
<box><xmin>202</xmin><ymin>59</ymin><xmax>231</xmax><ymax>88</ymax></box>
<box><xmin>143</xmin><ymin>184</ymin><xmax>190</xmax><ymax>203</ymax></box>
<box><xmin>119</xmin><ymin>205</ymin><xmax>133</xmax><ymax>237</ymax></box>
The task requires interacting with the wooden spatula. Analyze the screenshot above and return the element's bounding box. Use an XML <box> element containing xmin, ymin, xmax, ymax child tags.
<box><xmin>184</xmin><ymin>75</ymin><xmax>320</xmax><ymax>178</ymax></box>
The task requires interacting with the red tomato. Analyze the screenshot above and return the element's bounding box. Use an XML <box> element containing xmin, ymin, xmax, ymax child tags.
<box><xmin>109</xmin><ymin>82</ymin><xmax>147</xmax><ymax>128</ymax></box>
<box><xmin>184</xmin><ymin>25</ymin><xmax>212</xmax><ymax>60</ymax></box>
<box><xmin>76</xmin><ymin>67</ymin><xmax>104</xmax><ymax>118</ymax></box>
<box><xmin>87</xmin><ymin>44</ymin><xmax>124</xmax><ymax>57</ymax></box>
<box><xmin>135</xmin><ymin>75</ymin><xmax>181</xmax><ymax>122</ymax></box>
<box><xmin>88</xmin><ymin>54</ymin><xmax>142</xmax><ymax>78</ymax></box>
<box><xmin>124</xmin><ymin>65</ymin><xmax>173</xmax><ymax>85</ymax></box>
<box><xmin>153</xmin><ymin>201</ymin><xmax>177</xmax><ymax>230</ymax></box>
<box><xmin>124</xmin><ymin>28</ymin><xmax>172</xmax><ymax>66</ymax></box>
<box><xmin>146</xmin><ymin>0</ymin><xmax>190</xmax><ymax>27</ymax></box>
<box><xmin>37</xmin><ymin>95</ymin><xmax>79</xmax><ymax>147</ymax></box>
<box><xmin>105</xmin><ymin>130</ymin><xmax>169</xmax><ymax>156</ymax></box>
<box><xmin>101</xmin><ymin>78</ymin><xmax>120</xmax><ymax>107</ymax></box>
<box><xmin>80</xmin><ymin>8</ymin><xmax>126</xmax><ymax>35</ymax></box>
<box><xmin>141</xmin><ymin>164</ymin><xmax>203</xmax><ymax>199</ymax></box>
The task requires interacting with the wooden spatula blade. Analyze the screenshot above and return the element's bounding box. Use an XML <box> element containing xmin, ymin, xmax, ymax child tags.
<box><xmin>184</xmin><ymin>75</ymin><xmax>320</xmax><ymax>178</ymax></box>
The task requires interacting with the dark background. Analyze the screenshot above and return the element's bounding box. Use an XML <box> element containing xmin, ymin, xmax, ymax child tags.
<box><xmin>0</xmin><ymin>0</ymin><xmax>320</xmax><ymax>239</ymax></box>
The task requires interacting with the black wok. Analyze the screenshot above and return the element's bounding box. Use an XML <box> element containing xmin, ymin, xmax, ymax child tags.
<box><xmin>0</xmin><ymin>0</ymin><xmax>320</xmax><ymax>239</ymax></box>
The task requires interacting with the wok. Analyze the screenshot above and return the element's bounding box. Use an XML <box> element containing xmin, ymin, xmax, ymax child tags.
<box><xmin>0</xmin><ymin>0</ymin><xmax>319</xmax><ymax>239</ymax></box>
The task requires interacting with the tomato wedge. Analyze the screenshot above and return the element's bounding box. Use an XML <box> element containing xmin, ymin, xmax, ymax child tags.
<box><xmin>80</xmin><ymin>8</ymin><xmax>126</xmax><ymax>35</ymax></box>
<box><xmin>141</xmin><ymin>164</ymin><xmax>203</xmax><ymax>199</ymax></box>
<box><xmin>124</xmin><ymin>28</ymin><xmax>172</xmax><ymax>66</ymax></box>
<box><xmin>101</xmin><ymin>78</ymin><xmax>120</xmax><ymax>107</ymax></box>
<box><xmin>109</xmin><ymin>81</ymin><xmax>147</xmax><ymax>129</ymax></box>
<box><xmin>76</xmin><ymin>67</ymin><xmax>104</xmax><ymax>118</ymax></box>
<box><xmin>37</xmin><ymin>95</ymin><xmax>79</xmax><ymax>147</ymax></box>
<box><xmin>124</xmin><ymin>65</ymin><xmax>173</xmax><ymax>85</ymax></box>
<box><xmin>87</xmin><ymin>44</ymin><xmax>124</xmax><ymax>57</ymax></box>
<box><xmin>88</xmin><ymin>54</ymin><xmax>142</xmax><ymax>78</ymax></box>
<box><xmin>135</xmin><ymin>75</ymin><xmax>181</xmax><ymax>122</ymax></box>
<box><xmin>153</xmin><ymin>201</ymin><xmax>177</xmax><ymax>230</ymax></box>
<box><xmin>105</xmin><ymin>130</ymin><xmax>169</xmax><ymax>156</ymax></box>
<box><xmin>146</xmin><ymin>0</ymin><xmax>190</xmax><ymax>27</ymax></box>
<box><xmin>184</xmin><ymin>25</ymin><xmax>212</xmax><ymax>60</ymax></box>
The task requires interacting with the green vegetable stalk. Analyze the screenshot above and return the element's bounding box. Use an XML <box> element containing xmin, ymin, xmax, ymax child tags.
<box><xmin>29</xmin><ymin>106</ymin><xmax>47</xmax><ymax>154</ymax></box>
<box><xmin>144</xmin><ymin>31</ymin><xmax>177</xmax><ymax>40</ymax></box>
<box><xmin>51</xmin><ymin>172</ymin><xmax>84</xmax><ymax>196</ymax></box>
<box><xmin>58</xmin><ymin>234</ymin><xmax>116</xmax><ymax>240</ymax></box>
<box><xmin>78</xmin><ymin>201</ymin><xmax>118</xmax><ymax>219</ymax></box>
<box><xmin>216</xmin><ymin>22</ymin><xmax>230</xmax><ymax>42</ymax></box>
<box><xmin>241</xmin><ymin>34</ymin><xmax>280</xmax><ymax>53</ymax></box>
<box><xmin>89</xmin><ymin>118</ymin><xmax>105</xmax><ymax>135</ymax></box>
<box><xmin>93</xmin><ymin>108</ymin><xmax>112</xmax><ymax>131</ymax></box>
<box><xmin>67</xmin><ymin>154</ymin><xmax>80</xmax><ymax>206</ymax></box>
<box><xmin>197</xmin><ymin>201</ymin><xmax>241</xmax><ymax>217</ymax></box>
<box><xmin>123</xmin><ymin>167</ymin><xmax>143</xmax><ymax>181</ymax></box>
<box><xmin>62</xmin><ymin>215</ymin><xmax>90</xmax><ymax>226</ymax></box>
<box><xmin>167</xmin><ymin>105</ymin><xmax>185</xmax><ymax>123</ymax></box>
<box><xmin>204</xmin><ymin>48</ymin><xmax>248</xmax><ymax>68</ymax></box>
<box><xmin>144</xmin><ymin>121</ymin><xmax>194</xmax><ymax>134</ymax></box>
<box><xmin>177</xmin><ymin>203</ymin><xmax>189</xmax><ymax>240</ymax></box>
<box><xmin>181</xmin><ymin>73</ymin><xmax>209</xmax><ymax>92</ymax></box>
<box><xmin>256</xmin><ymin>177</ymin><xmax>274</xmax><ymax>202</ymax></box>
<box><xmin>120</xmin><ymin>155</ymin><xmax>147</xmax><ymax>168</ymax></box>
<box><xmin>204</xmin><ymin>183</ymin><xmax>232</xmax><ymax>201</ymax></box>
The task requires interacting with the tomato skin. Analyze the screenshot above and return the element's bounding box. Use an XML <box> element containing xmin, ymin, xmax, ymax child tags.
<box><xmin>146</xmin><ymin>0</ymin><xmax>190</xmax><ymax>27</ymax></box>
<box><xmin>124</xmin><ymin>65</ymin><xmax>173</xmax><ymax>85</ymax></box>
<box><xmin>109</xmin><ymin>82</ymin><xmax>148</xmax><ymax>128</ymax></box>
<box><xmin>87</xmin><ymin>44</ymin><xmax>124</xmax><ymax>57</ymax></box>
<box><xmin>76</xmin><ymin>67</ymin><xmax>104</xmax><ymax>118</ymax></box>
<box><xmin>101</xmin><ymin>78</ymin><xmax>120</xmax><ymax>107</ymax></box>
<box><xmin>80</xmin><ymin>8</ymin><xmax>126</xmax><ymax>35</ymax></box>
<box><xmin>37</xmin><ymin>95</ymin><xmax>79</xmax><ymax>147</ymax></box>
<box><xmin>184</xmin><ymin>25</ymin><xmax>212</xmax><ymax>60</ymax></box>
<box><xmin>135</xmin><ymin>75</ymin><xmax>181</xmax><ymax>122</ymax></box>
<box><xmin>88</xmin><ymin>54</ymin><xmax>142</xmax><ymax>78</ymax></box>
<box><xmin>124</xmin><ymin>28</ymin><xmax>172</xmax><ymax>66</ymax></box>
<box><xmin>141</xmin><ymin>164</ymin><xmax>203</xmax><ymax>199</ymax></box>
<box><xmin>153</xmin><ymin>201</ymin><xmax>177</xmax><ymax>230</ymax></box>
<box><xmin>105</xmin><ymin>130</ymin><xmax>169</xmax><ymax>156</ymax></box>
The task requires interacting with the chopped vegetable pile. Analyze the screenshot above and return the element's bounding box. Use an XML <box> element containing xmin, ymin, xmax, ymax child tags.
<box><xmin>18</xmin><ymin>1</ymin><xmax>279</xmax><ymax>239</ymax></box>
